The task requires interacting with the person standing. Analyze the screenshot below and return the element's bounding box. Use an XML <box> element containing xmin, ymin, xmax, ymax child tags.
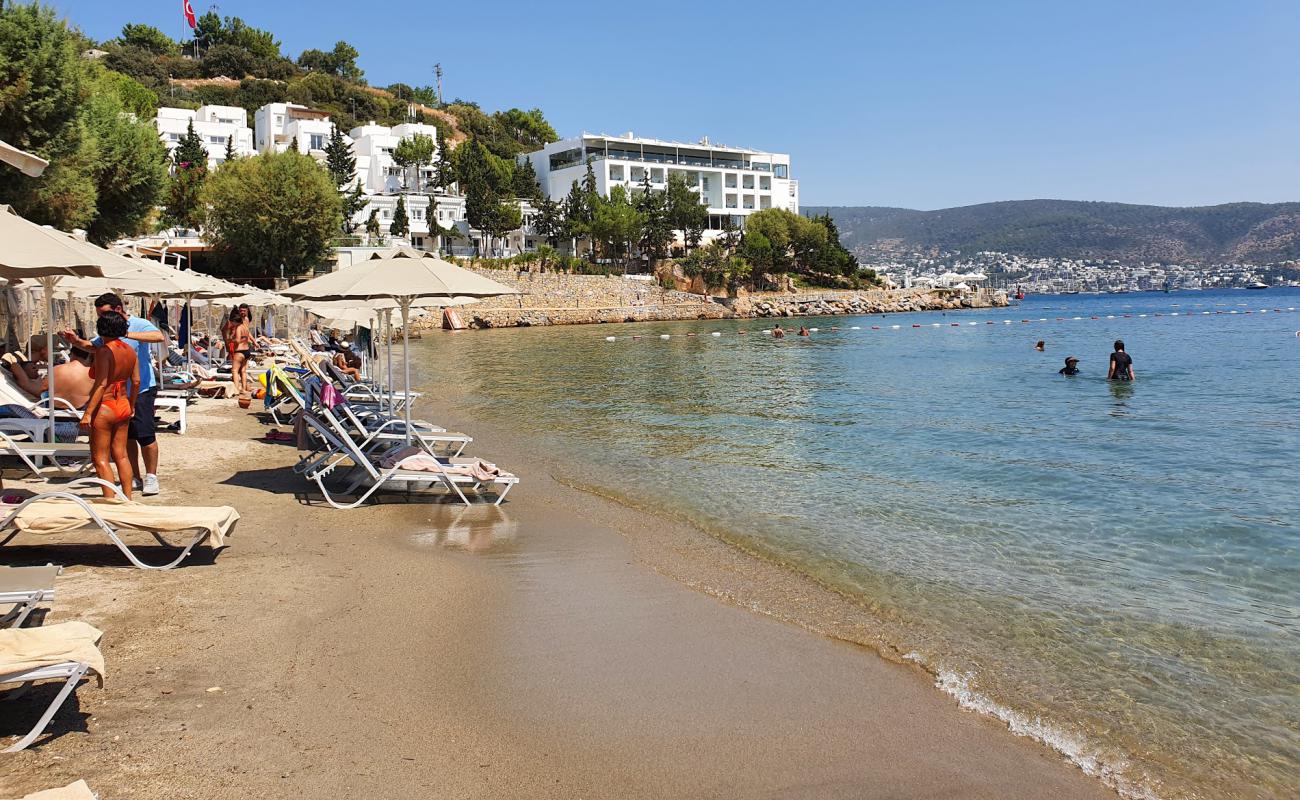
<box><xmin>60</xmin><ymin>293</ymin><xmax>166</xmax><ymax>495</ymax></box>
<box><xmin>1107</xmin><ymin>340</ymin><xmax>1135</xmax><ymax>381</ymax></box>
<box><xmin>81</xmin><ymin>312</ymin><xmax>139</xmax><ymax>499</ymax></box>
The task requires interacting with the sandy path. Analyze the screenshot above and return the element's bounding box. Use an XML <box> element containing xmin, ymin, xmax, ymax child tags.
<box><xmin>1</xmin><ymin>399</ymin><xmax>1113</xmax><ymax>799</ymax></box>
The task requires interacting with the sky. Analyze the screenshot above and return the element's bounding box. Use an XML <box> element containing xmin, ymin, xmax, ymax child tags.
<box><xmin>47</xmin><ymin>0</ymin><xmax>1300</xmax><ymax>210</ymax></box>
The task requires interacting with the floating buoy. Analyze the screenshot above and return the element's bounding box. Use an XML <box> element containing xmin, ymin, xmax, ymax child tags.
<box><xmin>871</xmin><ymin>326</ymin><xmax>880</xmax><ymax>330</ymax></box>
<box><xmin>891</xmin><ymin>325</ymin><xmax>901</xmax><ymax>329</ymax></box>
<box><xmin>604</xmin><ymin>336</ymin><xmax>616</xmax><ymax>342</ymax></box>
<box><xmin>850</xmin><ymin>326</ymin><xmax>861</xmax><ymax>330</ymax></box>
<box><xmin>711</xmin><ymin>331</ymin><xmax>721</xmax><ymax>337</ymax></box>
<box><xmin>660</xmin><ymin>334</ymin><xmax>671</xmax><ymax>339</ymax></box>
<box><xmin>809</xmin><ymin>327</ymin><xmax>819</xmax><ymax>332</ymax></box>
<box><xmin>913</xmin><ymin>324</ymin><xmax>922</xmax><ymax>328</ymax></box>
<box><xmin>762</xmin><ymin>330</ymin><xmax>773</xmax><ymax>335</ymax></box>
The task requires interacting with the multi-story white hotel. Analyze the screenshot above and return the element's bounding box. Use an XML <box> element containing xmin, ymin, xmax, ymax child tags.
<box><xmin>154</xmin><ymin>105</ymin><xmax>255</xmax><ymax>169</ymax></box>
<box><xmin>521</xmin><ymin>132</ymin><xmax>798</xmax><ymax>237</ymax></box>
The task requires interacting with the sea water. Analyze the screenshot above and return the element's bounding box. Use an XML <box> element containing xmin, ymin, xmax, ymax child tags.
<box><xmin>411</xmin><ymin>288</ymin><xmax>1300</xmax><ymax>799</ymax></box>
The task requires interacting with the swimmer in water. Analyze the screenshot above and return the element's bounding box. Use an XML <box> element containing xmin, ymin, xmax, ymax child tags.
<box><xmin>798</xmin><ymin>326</ymin><xmax>810</xmax><ymax>337</ymax></box>
<box><xmin>1107</xmin><ymin>339</ymin><xmax>1135</xmax><ymax>380</ymax></box>
<box><xmin>772</xmin><ymin>324</ymin><xmax>785</xmax><ymax>339</ymax></box>
<box><xmin>1035</xmin><ymin>340</ymin><xmax>1045</xmax><ymax>351</ymax></box>
<box><xmin>1059</xmin><ymin>356</ymin><xmax>1080</xmax><ymax>376</ymax></box>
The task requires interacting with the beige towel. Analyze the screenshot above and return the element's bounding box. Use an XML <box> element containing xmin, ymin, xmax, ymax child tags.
<box><xmin>0</xmin><ymin>622</ymin><xmax>104</xmax><ymax>685</ymax></box>
<box><xmin>11</xmin><ymin>498</ymin><xmax>239</xmax><ymax>549</ymax></box>
<box><xmin>13</xmin><ymin>780</ymin><xmax>96</xmax><ymax>800</ymax></box>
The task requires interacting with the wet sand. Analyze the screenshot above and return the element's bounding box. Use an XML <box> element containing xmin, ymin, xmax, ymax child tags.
<box><xmin>2</xmin><ymin>399</ymin><xmax>1114</xmax><ymax>799</ymax></box>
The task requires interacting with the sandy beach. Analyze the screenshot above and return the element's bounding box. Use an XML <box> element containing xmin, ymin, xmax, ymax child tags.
<box><xmin>1</xmin><ymin>396</ymin><xmax>1114</xmax><ymax>799</ymax></box>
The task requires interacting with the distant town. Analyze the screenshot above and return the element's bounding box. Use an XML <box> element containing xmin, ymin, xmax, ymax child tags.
<box><xmin>864</xmin><ymin>250</ymin><xmax>1300</xmax><ymax>294</ymax></box>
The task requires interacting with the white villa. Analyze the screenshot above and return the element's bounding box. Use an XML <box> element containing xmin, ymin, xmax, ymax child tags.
<box><xmin>155</xmin><ymin>105</ymin><xmax>255</xmax><ymax>169</ymax></box>
<box><xmin>521</xmin><ymin>132</ymin><xmax>798</xmax><ymax>239</ymax></box>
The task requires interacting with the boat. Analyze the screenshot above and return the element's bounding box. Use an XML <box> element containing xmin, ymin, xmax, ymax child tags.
<box><xmin>1247</xmin><ymin>281</ymin><xmax>1269</xmax><ymax>289</ymax></box>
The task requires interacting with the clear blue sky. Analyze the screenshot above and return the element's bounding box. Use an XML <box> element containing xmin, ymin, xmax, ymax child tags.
<box><xmin>48</xmin><ymin>0</ymin><xmax>1300</xmax><ymax>209</ymax></box>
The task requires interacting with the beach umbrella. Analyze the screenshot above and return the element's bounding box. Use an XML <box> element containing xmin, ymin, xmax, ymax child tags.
<box><xmin>284</xmin><ymin>248</ymin><xmax>518</xmax><ymax>441</ymax></box>
<box><xmin>0</xmin><ymin>140</ymin><xmax>49</xmax><ymax>177</ymax></box>
<box><xmin>0</xmin><ymin>206</ymin><xmax>105</xmax><ymax>441</ymax></box>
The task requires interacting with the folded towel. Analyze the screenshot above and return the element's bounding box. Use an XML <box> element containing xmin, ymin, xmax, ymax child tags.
<box><xmin>14</xmin><ymin>779</ymin><xmax>96</xmax><ymax>800</ymax></box>
<box><xmin>11</xmin><ymin>498</ymin><xmax>239</xmax><ymax>548</ymax></box>
<box><xmin>378</xmin><ymin>446</ymin><xmax>508</xmax><ymax>482</ymax></box>
<box><xmin>0</xmin><ymin>622</ymin><xmax>104</xmax><ymax>684</ymax></box>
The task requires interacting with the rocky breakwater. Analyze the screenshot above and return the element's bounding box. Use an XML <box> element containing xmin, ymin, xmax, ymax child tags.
<box><xmin>734</xmin><ymin>288</ymin><xmax>1007</xmax><ymax>318</ymax></box>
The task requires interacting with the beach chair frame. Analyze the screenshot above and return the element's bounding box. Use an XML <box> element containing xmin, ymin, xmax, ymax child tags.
<box><xmin>0</xmin><ymin>478</ymin><xmax>226</xmax><ymax>570</ymax></box>
<box><xmin>1</xmin><ymin>660</ymin><xmax>92</xmax><ymax>752</ymax></box>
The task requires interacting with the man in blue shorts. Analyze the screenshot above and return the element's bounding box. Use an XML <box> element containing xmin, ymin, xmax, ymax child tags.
<box><xmin>61</xmin><ymin>293</ymin><xmax>167</xmax><ymax>495</ymax></box>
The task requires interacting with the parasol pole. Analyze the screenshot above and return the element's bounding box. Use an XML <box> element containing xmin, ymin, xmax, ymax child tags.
<box><xmin>400</xmin><ymin>297</ymin><xmax>412</xmax><ymax>445</ymax></box>
<box><xmin>38</xmin><ymin>276</ymin><xmax>58</xmax><ymax>443</ymax></box>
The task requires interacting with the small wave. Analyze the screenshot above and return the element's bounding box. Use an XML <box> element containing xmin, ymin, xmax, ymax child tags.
<box><xmin>930</xmin><ymin>664</ymin><xmax>1162</xmax><ymax>800</ymax></box>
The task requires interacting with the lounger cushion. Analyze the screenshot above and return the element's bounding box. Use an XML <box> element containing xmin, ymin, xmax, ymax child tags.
<box><xmin>13</xmin><ymin>779</ymin><xmax>97</xmax><ymax>800</ymax></box>
<box><xmin>0</xmin><ymin>621</ymin><xmax>104</xmax><ymax>684</ymax></box>
<box><xmin>11</xmin><ymin>498</ymin><xmax>239</xmax><ymax>548</ymax></box>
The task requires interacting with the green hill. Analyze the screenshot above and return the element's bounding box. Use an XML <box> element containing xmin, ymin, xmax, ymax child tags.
<box><xmin>807</xmin><ymin>200</ymin><xmax>1300</xmax><ymax>264</ymax></box>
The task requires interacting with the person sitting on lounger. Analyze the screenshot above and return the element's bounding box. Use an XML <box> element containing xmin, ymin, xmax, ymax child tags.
<box><xmin>11</xmin><ymin>345</ymin><xmax>95</xmax><ymax>410</ymax></box>
<box><xmin>332</xmin><ymin>349</ymin><xmax>363</xmax><ymax>381</ymax></box>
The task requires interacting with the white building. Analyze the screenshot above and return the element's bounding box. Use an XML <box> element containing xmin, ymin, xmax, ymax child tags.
<box><xmin>522</xmin><ymin>132</ymin><xmax>798</xmax><ymax>238</ymax></box>
<box><xmin>154</xmin><ymin>105</ymin><xmax>255</xmax><ymax>169</ymax></box>
<box><xmin>253</xmin><ymin>102</ymin><xmax>335</xmax><ymax>156</ymax></box>
<box><xmin>349</xmin><ymin>120</ymin><xmax>441</xmax><ymax>195</ymax></box>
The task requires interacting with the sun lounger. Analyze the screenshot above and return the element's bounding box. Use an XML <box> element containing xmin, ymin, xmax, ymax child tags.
<box><xmin>0</xmin><ymin>565</ymin><xmax>60</xmax><ymax>629</ymax></box>
<box><xmin>0</xmin><ymin>431</ymin><xmax>91</xmax><ymax>478</ymax></box>
<box><xmin>0</xmin><ymin>621</ymin><xmax>104</xmax><ymax>752</ymax></box>
<box><xmin>301</xmin><ymin>412</ymin><xmax>516</xmax><ymax>509</ymax></box>
<box><xmin>0</xmin><ymin>479</ymin><xmax>238</xmax><ymax>569</ymax></box>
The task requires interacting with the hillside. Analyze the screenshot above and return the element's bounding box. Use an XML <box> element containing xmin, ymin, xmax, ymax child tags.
<box><xmin>807</xmin><ymin>200</ymin><xmax>1300</xmax><ymax>264</ymax></box>
<box><xmin>93</xmin><ymin>14</ymin><xmax>556</xmax><ymax>159</ymax></box>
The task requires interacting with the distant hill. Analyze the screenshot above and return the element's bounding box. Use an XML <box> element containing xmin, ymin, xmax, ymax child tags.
<box><xmin>807</xmin><ymin>200</ymin><xmax>1300</xmax><ymax>264</ymax></box>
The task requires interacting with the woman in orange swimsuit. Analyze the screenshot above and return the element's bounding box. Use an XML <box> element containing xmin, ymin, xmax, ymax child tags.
<box><xmin>222</xmin><ymin>307</ymin><xmax>252</xmax><ymax>397</ymax></box>
<box><xmin>81</xmin><ymin>312</ymin><xmax>140</xmax><ymax>499</ymax></box>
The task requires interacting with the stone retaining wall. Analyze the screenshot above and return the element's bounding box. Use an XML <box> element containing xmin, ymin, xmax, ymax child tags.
<box><xmin>444</xmin><ymin>269</ymin><xmax>1006</xmax><ymax>329</ymax></box>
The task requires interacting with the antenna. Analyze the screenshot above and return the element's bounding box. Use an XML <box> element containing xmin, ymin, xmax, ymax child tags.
<box><xmin>434</xmin><ymin>63</ymin><xmax>443</xmax><ymax>105</ymax></box>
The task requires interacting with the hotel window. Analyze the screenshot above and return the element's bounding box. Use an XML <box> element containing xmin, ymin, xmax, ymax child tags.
<box><xmin>725</xmin><ymin>194</ymin><xmax>738</xmax><ymax>209</ymax></box>
<box><xmin>724</xmin><ymin>174</ymin><xmax>737</xmax><ymax>188</ymax></box>
<box><xmin>742</xmin><ymin>195</ymin><xmax>755</xmax><ymax>210</ymax></box>
<box><xmin>774</xmin><ymin>164</ymin><xmax>788</xmax><ymax>178</ymax></box>
<box><xmin>382</xmin><ymin>209</ymin><xmax>391</xmax><ymax>220</ymax></box>
<box><xmin>742</xmin><ymin>175</ymin><xmax>754</xmax><ymax>189</ymax></box>
<box><xmin>651</xmin><ymin>168</ymin><xmax>665</xmax><ymax>183</ymax></box>
<box><xmin>209</xmin><ymin>136</ymin><xmax>226</xmax><ymax>144</ymax></box>
<box><xmin>168</xmin><ymin>133</ymin><xmax>181</xmax><ymax>141</ymax></box>
<box><xmin>759</xmin><ymin>176</ymin><xmax>771</xmax><ymax>191</ymax></box>
<box><xmin>760</xmin><ymin>196</ymin><xmax>772</xmax><ymax>209</ymax></box>
<box><xmin>309</xmin><ymin>134</ymin><xmax>325</xmax><ymax>150</ymax></box>
<box><xmin>752</xmin><ymin>162</ymin><xmax>771</xmax><ymax>172</ymax></box>
<box><xmin>609</xmin><ymin>165</ymin><xmax>624</xmax><ymax>181</ymax></box>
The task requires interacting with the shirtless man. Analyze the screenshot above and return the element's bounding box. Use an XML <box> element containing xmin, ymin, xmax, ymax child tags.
<box><xmin>10</xmin><ymin>342</ymin><xmax>95</xmax><ymax>409</ymax></box>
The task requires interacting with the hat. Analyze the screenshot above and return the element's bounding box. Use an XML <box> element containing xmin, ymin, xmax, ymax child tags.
<box><xmin>1065</xmin><ymin>356</ymin><xmax>1079</xmax><ymax>363</ymax></box>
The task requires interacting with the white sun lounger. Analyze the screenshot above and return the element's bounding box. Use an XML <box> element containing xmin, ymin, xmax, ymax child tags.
<box><xmin>301</xmin><ymin>412</ymin><xmax>516</xmax><ymax>509</ymax></box>
<box><xmin>0</xmin><ymin>431</ymin><xmax>91</xmax><ymax>478</ymax></box>
<box><xmin>0</xmin><ymin>565</ymin><xmax>60</xmax><ymax>629</ymax></box>
<box><xmin>0</xmin><ymin>479</ymin><xmax>238</xmax><ymax>570</ymax></box>
<box><xmin>1</xmin><ymin>621</ymin><xmax>104</xmax><ymax>752</ymax></box>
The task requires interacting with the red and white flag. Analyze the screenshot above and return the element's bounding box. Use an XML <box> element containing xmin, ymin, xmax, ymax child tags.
<box><xmin>182</xmin><ymin>0</ymin><xmax>197</xmax><ymax>29</ymax></box>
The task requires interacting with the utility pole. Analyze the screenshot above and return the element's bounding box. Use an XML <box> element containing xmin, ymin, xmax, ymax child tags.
<box><xmin>434</xmin><ymin>63</ymin><xmax>443</xmax><ymax>106</ymax></box>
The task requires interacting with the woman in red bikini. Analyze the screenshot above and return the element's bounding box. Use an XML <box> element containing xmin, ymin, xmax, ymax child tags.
<box><xmin>81</xmin><ymin>312</ymin><xmax>140</xmax><ymax>499</ymax></box>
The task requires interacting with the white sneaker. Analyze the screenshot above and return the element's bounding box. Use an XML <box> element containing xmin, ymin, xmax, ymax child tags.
<box><xmin>141</xmin><ymin>474</ymin><xmax>160</xmax><ymax>496</ymax></box>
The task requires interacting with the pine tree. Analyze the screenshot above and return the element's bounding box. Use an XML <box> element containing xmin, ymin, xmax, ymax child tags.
<box><xmin>511</xmin><ymin>158</ymin><xmax>543</xmax><ymax>200</ymax></box>
<box><xmin>389</xmin><ymin>195</ymin><xmax>409</xmax><ymax>239</ymax></box>
<box><xmin>287</xmin><ymin>135</ymin><xmax>298</xmax><ymax>152</ymax></box>
<box><xmin>636</xmin><ymin>173</ymin><xmax>672</xmax><ymax>260</ymax></box>
<box><xmin>324</xmin><ymin>125</ymin><xmax>355</xmax><ymax>187</ymax></box>
<box><xmin>223</xmin><ymin>136</ymin><xmax>236</xmax><ymax>165</ymax></box>
<box><xmin>165</xmin><ymin>120</ymin><xmax>209</xmax><ymax>230</ymax></box>
<box><xmin>173</xmin><ymin>120</ymin><xmax>207</xmax><ymax>170</ymax></box>
<box><xmin>533</xmin><ymin>197</ymin><xmax>565</xmax><ymax>249</ymax></box>
<box><xmin>365</xmin><ymin>208</ymin><xmax>381</xmax><ymax>242</ymax></box>
<box><xmin>341</xmin><ymin>183</ymin><xmax>367</xmax><ymax>234</ymax></box>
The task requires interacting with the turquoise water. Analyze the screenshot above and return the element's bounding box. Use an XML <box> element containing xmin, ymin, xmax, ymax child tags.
<box><xmin>413</xmin><ymin>288</ymin><xmax>1300</xmax><ymax>799</ymax></box>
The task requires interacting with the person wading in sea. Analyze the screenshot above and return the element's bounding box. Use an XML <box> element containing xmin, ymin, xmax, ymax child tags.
<box><xmin>1107</xmin><ymin>340</ymin><xmax>1135</xmax><ymax>381</ymax></box>
<box><xmin>772</xmin><ymin>324</ymin><xmax>785</xmax><ymax>339</ymax></box>
<box><xmin>1059</xmin><ymin>356</ymin><xmax>1081</xmax><ymax>376</ymax></box>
